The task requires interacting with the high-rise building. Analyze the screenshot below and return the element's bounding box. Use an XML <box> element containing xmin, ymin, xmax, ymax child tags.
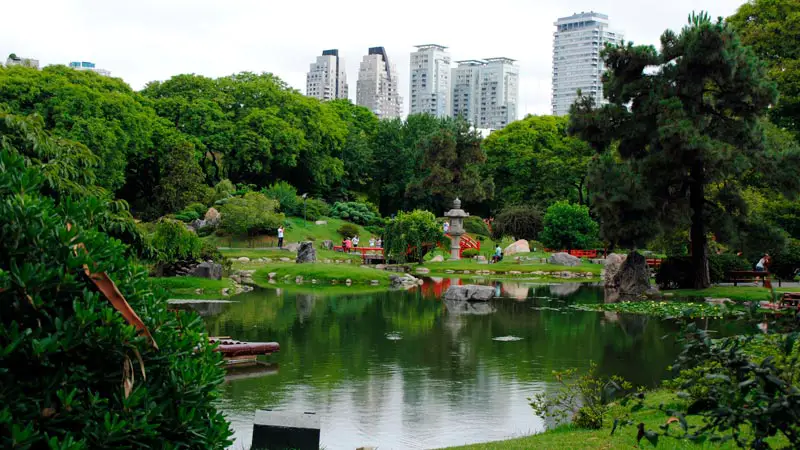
<box><xmin>306</xmin><ymin>49</ymin><xmax>349</xmax><ymax>101</ymax></box>
<box><xmin>356</xmin><ymin>47</ymin><xmax>402</xmax><ymax>119</ymax></box>
<box><xmin>451</xmin><ymin>58</ymin><xmax>519</xmax><ymax>130</ymax></box>
<box><xmin>69</xmin><ymin>61</ymin><xmax>110</xmax><ymax>76</ymax></box>
<box><xmin>5</xmin><ymin>54</ymin><xmax>39</xmax><ymax>69</ymax></box>
<box><xmin>409</xmin><ymin>44</ymin><xmax>451</xmax><ymax>117</ymax></box>
<box><xmin>551</xmin><ymin>12</ymin><xmax>624</xmax><ymax>116</ymax></box>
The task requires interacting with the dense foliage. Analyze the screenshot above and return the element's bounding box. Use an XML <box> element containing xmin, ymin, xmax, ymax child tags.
<box><xmin>0</xmin><ymin>149</ymin><xmax>231</xmax><ymax>448</ymax></box>
<box><xmin>540</xmin><ymin>201</ymin><xmax>598</xmax><ymax>250</ymax></box>
<box><xmin>490</xmin><ymin>205</ymin><xmax>543</xmax><ymax>241</ymax></box>
<box><xmin>330</xmin><ymin>201</ymin><xmax>381</xmax><ymax>225</ymax></box>
<box><xmin>384</xmin><ymin>210</ymin><xmax>443</xmax><ymax>264</ymax></box>
<box><xmin>218</xmin><ymin>192</ymin><xmax>283</xmax><ymax>239</ymax></box>
<box><xmin>463</xmin><ymin>215</ymin><xmax>491</xmax><ymax>236</ymax></box>
<box><xmin>150</xmin><ymin>219</ymin><xmax>203</xmax><ymax>275</ymax></box>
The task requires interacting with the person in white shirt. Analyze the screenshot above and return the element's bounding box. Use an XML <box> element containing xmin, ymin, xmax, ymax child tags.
<box><xmin>443</xmin><ymin>221</ymin><xmax>450</xmax><ymax>234</ymax></box>
<box><xmin>756</xmin><ymin>254</ymin><xmax>770</xmax><ymax>272</ymax></box>
<box><xmin>277</xmin><ymin>226</ymin><xmax>284</xmax><ymax>248</ymax></box>
<box><xmin>352</xmin><ymin>236</ymin><xmax>360</xmax><ymax>247</ymax></box>
<box><xmin>369</xmin><ymin>237</ymin><xmax>376</xmax><ymax>247</ymax></box>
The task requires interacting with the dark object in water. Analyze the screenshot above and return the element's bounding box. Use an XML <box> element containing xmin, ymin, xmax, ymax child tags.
<box><xmin>209</xmin><ymin>337</ymin><xmax>280</xmax><ymax>358</ymax></box>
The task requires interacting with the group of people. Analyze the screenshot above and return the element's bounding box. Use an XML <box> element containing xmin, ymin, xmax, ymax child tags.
<box><xmin>341</xmin><ymin>236</ymin><xmax>381</xmax><ymax>253</ymax></box>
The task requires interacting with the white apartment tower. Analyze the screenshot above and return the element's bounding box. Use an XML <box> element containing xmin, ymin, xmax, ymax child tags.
<box><xmin>452</xmin><ymin>58</ymin><xmax>519</xmax><ymax>130</ymax></box>
<box><xmin>69</xmin><ymin>61</ymin><xmax>111</xmax><ymax>76</ymax></box>
<box><xmin>409</xmin><ymin>44</ymin><xmax>451</xmax><ymax>117</ymax></box>
<box><xmin>306</xmin><ymin>49</ymin><xmax>349</xmax><ymax>101</ymax></box>
<box><xmin>356</xmin><ymin>47</ymin><xmax>403</xmax><ymax>119</ymax></box>
<box><xmin>551</xmin><ymin>12</ymin><xmax>624</xmax><ymax>116</ymax></box>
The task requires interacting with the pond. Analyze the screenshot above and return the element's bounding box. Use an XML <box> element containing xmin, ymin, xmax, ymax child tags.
<box><xmin>191</xmin><ymin>279</ymin><xmax>746</xmax><ymax>450</ymax></box>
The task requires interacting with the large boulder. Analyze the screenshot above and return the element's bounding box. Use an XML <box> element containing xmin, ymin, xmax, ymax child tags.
<box><xmin>296</xmin><ymin>242</ymin><xmax>317</xmax><ymax>264</ymax></box>
<box><xmin>504</xmin><ymin>239</ymin><xmax>530</xmax><ymax>256</ymax></box>
<box><xmin>389</xmin><ymin>273</ymin><xmax>418</xmax><ymax>289</ymax></box>
<box><xmin>612</xmin><ymin>251</ymin><xmax>650</xmax><ymax>297</ymax></box>
<box><xmin>549</xmin><ymin>252</ymin><xmax>581</xmax><ymax>267</ymax></box>
<box><xmin>603</xmin><ymin>253</ymin><xmax>627</xmax><ymax>288</ymax></box>
<box><xmin>204</xmin><ymin>207</ymin><xmax>221</xmax><ymax>226</ymax></box>
<box><xmin>549</xmin><ymin>283</ymin><xmax>581</xmax><ymax>297</ymax></box>
<box><xmin>189</xmin><ymin>261</ymin><xmax>223</xmax><ymax>280</ymax></box>
<box><xmin>430</xmin><ymin>255</ymin><xmax>444</xmax><ymax>263</ymax></box>
<box><xmin>444</xmin><ymin>285</ymin><xmax>496</xmax><ymax>302</ymax></box>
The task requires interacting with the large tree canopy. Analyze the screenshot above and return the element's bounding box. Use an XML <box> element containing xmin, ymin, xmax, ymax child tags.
<box><xmin>570</xmin><ymin>13</ymin><xmax>780</xmax><ymax>288</ymax></box>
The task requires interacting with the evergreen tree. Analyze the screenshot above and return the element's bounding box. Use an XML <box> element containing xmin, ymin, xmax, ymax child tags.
<box><xmin>570</xmin><ymin>13</ymin><xmax>778</xmax><ymax>288</ymax></box>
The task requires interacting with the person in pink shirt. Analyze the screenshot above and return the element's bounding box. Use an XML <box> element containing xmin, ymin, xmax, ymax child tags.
<box><xmin>344</xmin><ymin>238</ymin><xmax>353</xmax><ymax>253</ymax></box>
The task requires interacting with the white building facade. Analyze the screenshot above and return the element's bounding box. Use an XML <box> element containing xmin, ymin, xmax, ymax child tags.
<box><xmin>6</xmin><ymin>54</ymin><xmax>39</xmax><ymax>69</ymax></box>
<box><xmin>551</xmin><ymin>12</ymin><xmax>624</xmax><ymax>116</ymax></box>
<box><xmin>409</xmin><ymin>44</ymin><xmax>451</xmax><ymax>117</ymax></box>
<box><xmin>452</xmin><ymin>58</ymin><xmax>519</xmax><ymax>130</ymax></box>
<box><xmin>69</xmin><ymin>61</ymin><xmax>110</xmax><ymax>76</ymax></box>
<box><xmin>306</xmin><ymin>49</ymin><xmax>348</xmax><ymax>101</ymax></box>
<box><xmin>356</xmin><ymin>47</ymin><xmax>402</xmax><ymax>119</ymax></box>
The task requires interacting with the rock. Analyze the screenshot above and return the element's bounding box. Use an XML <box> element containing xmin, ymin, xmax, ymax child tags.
<box><xmin>295</xmin><ymin>276</ymin><xmax>303</xmax><ymax>284</ymax></box>
<box><xmin>503</xmin><ymin>239</ymin><xmax>531</xmax><ymax>255</ymax></box>
<box><xmin>204</xmin><ymin>207</ymin><xmax>221</xmax><ymax>226</ymax></box>
<box><xmin>612</xmin><ymin>251</ymin><xmax>651</xmax><ymax>297</ymax></box>
<box><xmin>312</xmin><ymin>279</ymin><xmax>318</xmax><ymax>284</ymax></box>
<box><xmin>315</xmin><ymin>220</ymin><xmax>328</xmax><ymax>225</ymax></box>
<box><xmin>705</xmin><ymin>297</ymin><xmax>733</xmax><ymax>305</ymax></box>
<box><xmin>331</xmin><ymin>280</ymin><xmax>338</xmax><ymax>285</ymax></box>
<box><xmin>230</xmin><ymin>274</ymin><xmax>241</xmax><ymax>283</ymax></box>
<box><xmin>444</xmin><ymin>285</ymin><xmax>496</xmax><ymax>302</ymax></box>
<box><xmin>549</xmin><ymin>252</ymin><xmax>581</xmax><ymax>267</ymax></box>
<box><xmin>237</xmin><ymin>257</ymin><xmax>250</xmax><ymax>263</ymax></box>
<box><xmin>321</xmin><ymin>240</ymin><xmax>333</xmax><ymax>250</ymax></box>
<box><xmin>462</xmin><ymin>270</ymin><xmax>471</xmax><ymax>274</ymax></box>
<box><xmin>474</xmin><ymin>255</ymin><xmax>487</xmax><ymax>262</ymax></box>
<box><xmin>221</xmin><ymin>288</ymin><xmax>230</xmax><ymax>296</ymax></box>
<box><xmin>189</xmin><ymin>261</ymin><xmax>223</xmax><ymax>280</ymax></box>
<box><xmin>295</xmin><ymin>242</ymin><xmax>317</xmax><ymax>264</ymax></box>
<box><xmin>279</xmin><ymin>257</ymin><xmax>292</xmax><ymax>263</ymax></box>
<box><xmin>346</xmin><ymin>259</ymin><xmax>353</xmax><ymax>264</ymax></box>
<box><xmin>323</xmin><ymin>259</ymin><xmax>332</xmax><ymax>263</ymax></box>
<box><xmin>430</xmin><ymin>255</ymin><xmax>444</xmax><ymax>263</ymax></box>
<box><xmin>645</xmin><ymin>286</ymin><xmax>662</xmax><ymax>298</ymax></box>
<box><xmin>370</xmin><ymin>280</ymin><xmax>380</xmax><ymax>285</ymax></box>
<box><xmin>603</xmin><ymin>253</ymin><xmax>627</xmax><ymax>288</ymax></box>
<box><xmin>345</xmin><ymin>279</ymin><xmax>352</xmax><ymax>285</ymax></box>
<box><xmin>389</xmin><ymin>273</ymin><xmax>418</xmax><ymax>289</ymax></box>
<box><xmin>415</xmin><ymin>267</ymin><xmax>431</xmax><ymax>274</ymax></box>
<box><xmin>268</xmin><ymin>272</ymin><xmax>277</xmax><ymax>279</ymax></box>
<box><xmin>509</xmin><ymin>270</ymin><xmax>522</xmax><ymax>275</ymax></box>
<box><xmin>268</xmin><ymin>279</ymin><xmax>276</xmax><ymax>284</ymax></box>
<box><xmin>263</xmin><ymin>258</ymin><xmax>272</xmax><ymax>263</ymax></box>
<box><xmin>194</xmin><ymin>288</ymin><xmax>204</xmax><ymax>294</ymax></box>
<box><xmin>285</xmin><ymin>243</ymin><xmax>299</xmax><ymax>252</ymax></box>
<box><xmin>584</xmin><ymin>272</ymin><xmax>595</xmax><ymax>278</ymax></box>
<box><xmin>550</xmin><ymin>283</ymin><xmax>581</xmax><ymax>297</ymax></box>
<box><xmin>445</xmin><ymin>270</ymin><xmax>455</xmax><ymax>274</ymax></box>
<box><xmin>189</xmin><ymin>218</ymin><xmax>207</xmax><ymax>230</ymax></box>
<box><xmin>375</xmin><ymin>264</ymin><xmax>387</xmax><ymax>270</ymax></box>
<box><xmin>444</xmin><ymin>298</ymin><xmax>496</xmax><ymax>315</ymax></box>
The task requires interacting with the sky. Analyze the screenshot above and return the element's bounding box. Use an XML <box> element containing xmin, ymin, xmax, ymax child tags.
<box><xmin>2</xmin><ymin>0</ymin><xmax>747</xmax><ymax>117</ymax></box>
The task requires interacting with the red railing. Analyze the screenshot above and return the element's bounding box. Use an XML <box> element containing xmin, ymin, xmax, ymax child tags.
<box><xmin>443</xmin><ymin>234</ymin><xmax>481</xmax><ymax>258</ymax></box>
<box><xmin>544</xmin><ymin>249</ymin><xmax>602</xmax><ymax>258</ymax></box>
<box><xmin>646</xmin><ymin>258</ymin><xmax>662</xmax><ymax>268</ymax></box>
<box><xmin>333</xmin><ymin>246</ymin><xmax>384</xmax><ymax>263</ymax></box>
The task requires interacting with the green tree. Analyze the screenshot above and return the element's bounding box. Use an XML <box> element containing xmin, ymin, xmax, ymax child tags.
<box><xmin>729</xmin><ymin>0</ymin><xmax>800</xmax><ymax>135</ymax></box>
<box><xmin>540</xmin><ymin>201</ymin><xmax>599</xmax><ymax>251</ymax></box>
<box><xmin>264</xmin><ymin>180</ymin><xmax>299</xmax><ymax>214</ymax></box>
<box><xmin>570</xmin><ymin>13</ymin><xmax>779</xmax><ymax>288</ymax></box>
<box><xmin>384</xmin><ymin>210</ymin><xmax>444</xmax><ymax>264</ymax></box>
<box><xmin>328</xmin><ymin>100</ymin><xmax>379</xmax><ymax>198</ymax></box>
<box><xmin>150</xmin><ymin>219</ymin><xmax>203</xmax><ymax>275</ymax></box>
<box><xmin>483</xmin><ymin>115</ymin><xmax>593</xmax><ymax>208</ymax></box>
<box><xmin>491</xmin><ymin>205</ymin><xmax>543</xmax><ymax>241</ymax></box>
<box><xmin>219</xmin><ymin>192</ymin><xmax>284</xmax><ymax>241</ymax></box>
<box><xmin>0</xmin><ymin>149</ymin><xmax>232</xmax><ymax>448</ymax></box>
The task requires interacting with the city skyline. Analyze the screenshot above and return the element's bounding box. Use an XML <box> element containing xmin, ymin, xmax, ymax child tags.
<box><xmin>1</xmin><ymin>0</ymin><xmax>745</xmax><ymax>117</ymax></box>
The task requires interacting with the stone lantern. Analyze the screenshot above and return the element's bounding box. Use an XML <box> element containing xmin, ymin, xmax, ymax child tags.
<box><xmin>444</xmin><ymin>198</ymin><xmax>469</xmax><ymax>260</ymax></box>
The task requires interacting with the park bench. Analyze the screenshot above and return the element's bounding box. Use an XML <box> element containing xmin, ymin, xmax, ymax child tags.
<box><xmin>726</xmin><ymin>270</ymin><xmax>779</xmax><ymax>287</ymax></box>
<box><xmin>779</xmin><ymin>292</ymin><xmax>800</xmax><ymax>309</ymax></box>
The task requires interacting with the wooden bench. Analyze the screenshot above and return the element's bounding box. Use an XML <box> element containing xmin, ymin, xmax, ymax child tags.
<box><xmin>727</xmin><ymin>270</ymin><xmax>776</xmax><ymax>287</ymax></box>
<box><xmin>780</xmin><ymin>292</ymin><xmax>800</xmax><ymax>309</ymax></box>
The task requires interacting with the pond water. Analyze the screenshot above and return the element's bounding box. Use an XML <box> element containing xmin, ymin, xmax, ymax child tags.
<box><xmin>191</xmin><ymin>279</ymin><xmax>746</xmax><ymax>450</ymax></box>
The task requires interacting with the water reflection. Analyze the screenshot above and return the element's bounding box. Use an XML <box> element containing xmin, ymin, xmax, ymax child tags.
<box><xmin>186</xmin><ymin>281</ymin><xmax>735</xmax><ymax>449</ymax></box>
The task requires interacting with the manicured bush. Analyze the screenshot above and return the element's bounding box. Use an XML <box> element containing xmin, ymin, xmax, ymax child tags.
<box><xmin>184</xmin><ymin>202</ymin><xmax>208</xmax><ymax>217</ymax></box>
<box><xmin>263</xmin><ymin>181</ymin><xmax>299</xmax><ymax>215</ymax></box>
<box><xmin>0</xmin><ymin>150</ymin><xmax>232</xmax><ymax>448</ymax></box>
<box><xmin>174</xmin><ymin>210</ymin><xmax>201</xmax><ymax>222</ymax></box>
<box><xmin>462</xmin><ymin>248</ymin><xmax>480</xmax><ymax>258</ymax></box>
<box><xmin>464</xmin><ymin>215</ymin><xmax>491</xmax><ymax>236</ymax></box>
<box><xmin>365</xmin><ymin>224</ymin><xmax>385</xmax><ymax>237</ymax></box>
<box><xmin>655</xmin><ymin>256</ymin><xmax>694</xmax><ymax>289</ymax></box>
<box><xmin>708</xmin><ymin>253</ymin><xmax>751</xmax><ymax>283</ymax></box>
<box><xmin>150</xmin><ymin>219</ymin><xmax>203</xmax><ymax>273</ymax></box>
<box><xmin>219</xmin><ymin>192</ymin><xmax>284</xmax><ymax>238</ymax></box>
<box><xmin>330</xmin><ymin>201</ymin><xmax>381</xmax><ymax>225</ymax></box>
<box><xmin>540</xmin><ymin>201</ymin><xmax>598</xmax><ymax>250</ymax></box>
<box><xmin>491</xmin><ymin>205</ymin><xmax>542</xmax><ymax>240</ymax></box>
<box><xmin>337</xmin><ymin>223</ymin><xmax>360</xmax><ymax>238</ymax></box>
<box><xmin>298</xmin><ymin>197</ymin><xmax>330</xmax><ymax>222</ymax></box>
<box><xmin>529</xmin><ymin>240</ymin><xmax>545</xmax><ymax>252</ymax></box>
<box><xmin>384</xmin><ymin>210</ymin><xmax>444</xmax><ymax>264</ymax></box>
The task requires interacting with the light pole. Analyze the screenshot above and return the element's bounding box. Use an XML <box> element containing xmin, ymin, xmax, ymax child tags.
<box><xmin>302</xmin><ymin>193</ymin><xmax>308</xmax><ymax>226</ymax></box>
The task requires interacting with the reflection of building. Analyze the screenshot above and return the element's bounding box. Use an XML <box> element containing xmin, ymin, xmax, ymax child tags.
<box><xmin>69</xmin><ymin>61</ymin><xmax>111</xmax><ymax>76</ymax></box>
<box><xmin>306</xmin><ymin>49</ymin><xmax>349</xmax><ymax>101</ymax></box>
<box><xmin>409</xmin><ymin>44</ymin><xmax>451</xmax><ymax>117</ymax></box>
<box><xmin>6</xmin><ymin>54</ymin><xmax>39</xmax><ymax>68</ymax></box>
<box><xmin>552</xmin><ymin>11</ymin><xmax>624</xmax><ymax>115</ymax></box>
<box><xmin>357</xmin><ymin>47</ymin><xmax>403</xmax><ymax>119</ymax></box>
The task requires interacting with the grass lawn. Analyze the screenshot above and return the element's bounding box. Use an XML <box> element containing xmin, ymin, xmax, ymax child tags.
<box><xmin>422</xmin><ymin>259</ymin><xmax>603</xmax><ymax>275</ymax></box>
<box><xmin>442</xmin><ymin>390</ymin><xmax>784</xmax><ymax>450</ymax></box>
<box><xmin>253</xmin><ymin>263</ymin><xmax>393</xmax><ymax>286</ymax></box>
<box><xmin>150</xmin><ymin>276</ymin><xmax>235</xmax><ymax>300</ymax></box>
<box><xmin>669</xmin><ymin>286</ymin><xmax>796</xmax><ymax>302</ymax></box>
<box><xmin>219</xmin><ymin>247</ymin><xmax>361</xmax><ymax>263</ymax></box>
<box><xmin>205</xmin><ymin>217</ymin><xmax>375</xmax><ymax>248</ymax></box>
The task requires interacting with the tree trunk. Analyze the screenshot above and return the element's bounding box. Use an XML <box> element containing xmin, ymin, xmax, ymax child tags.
<box><xmin>690</xmin><ymin>161</ymin><xmax>711</xmax><ymax>288</ymax></box>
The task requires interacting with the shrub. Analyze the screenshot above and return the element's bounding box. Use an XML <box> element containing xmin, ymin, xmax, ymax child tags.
<box><xmin>174</xmin><ymin>210</ymin><xmax>200</xmax><ymax>222</ymax></box>
<box><xmin>462</xmin><ymin>248</ymin><xmax>480</xmax><ymax>258</ymax></box>
<box><xmin>297</xmin><ymin>197</ymin><xmax>330</xmax><ymax>222</ymax></box>
<box><xmin>540</xmin><ymin>201</ymin><xmax>598</xmax><ymax>250</ymax></box>
<box><xmin>708</xmin><ymin>253</ymin><xmax>750</xmax><ymax>283</ymax></box>
<box><xmin>529</xmin><ymin>240</ymin><xmax>544</xmax><ymax>252</ymax></box>
<box><xmin>0</xmin><ymin>150</ymin><xmax>232</xmax><ymax>448</ymax></box>
<box><xmin>263</xmin><ymin>181</ymin><xmax>299</xmax><ymax>215</ymax></box>
<box><xmin>655</xmin><ymin>256</ymin><xmax>694</xmax><ymax>289</ymax></box>
<box><xmin>212</xmin><ymin>179</ymin><xmax>236</xmax><ymax>203</ymax></box>
<box><xmin>491</xmin><ymin>205</ymin><xmax>542</xmax><ymax>240</ymax></box>
<box><xmin>337</xmin><ymin>223</ymin><xmax>360</xmax><ymax>238</ymax></box>
<box><xmin>330</xmin><ymin>201</ymin><xmax>381</xmax><ymax>225</ymax></box>
<box><xmin>219</xmin><ymin>192</ymin><xmax>284</xmax><ymax>238</ymax></box>
<box><xmin>150</xmin><ymin>219</ymin><xmax>203</xmax><ymax>272</ymax></box>
<box><xmin>384</xmin><ymin>210</ymin><xmax>444</xmax><ymax>264</ymax></box>
<box><xmin>771</xmin><ymin>239</ymin><xmax>800</xmax><ymax>281</ymax></box>
<box><xmin>464</xmin><ymin>215</ymin><xmax>491</xmax><ymax>236</ymax></box>
<box><xmin>365</xmin><ymin>224</ymin><xmax>385</xmax><ymax>237</ymax></box>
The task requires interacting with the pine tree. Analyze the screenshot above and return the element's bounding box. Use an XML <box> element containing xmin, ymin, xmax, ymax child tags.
<box><xmin>570</xmin><ymin>13</ymin><xmax>777</xmax><ymax>288</ymax></box>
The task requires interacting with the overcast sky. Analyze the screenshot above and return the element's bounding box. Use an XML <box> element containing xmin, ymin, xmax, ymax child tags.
<box><xmin>3</xmin><ymin>0</ymin><xmax>746</xmax><ymax>117</ymax></box>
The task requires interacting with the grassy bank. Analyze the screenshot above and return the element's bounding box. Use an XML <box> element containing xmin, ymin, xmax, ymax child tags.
<box><xmin>205</xmin><ymin>217</ymin><xmax>373</xmax><ymax>248</ymax></box>
<box><xmin>253</xmin><ymin>263</ymin><xmax>394</xmax><ymax>286</ymax></box>
<box><xmin>422</xmin><ymin>259</ymin><xmax>603</xmax><ymax>275</ymax></box>
<box><xmin>669</xmin><ymin>286</ymin><xmax>796</xmax><ymax>302</ymax></box>
<box><xmin>150</xmin><ymin>277</ymin><xmax>235</xmax><ymax>300</ymax></box>
<box><xmin>442</xmin><ymin>390</ymin><xmax>783</xmax><ymax>449</ymax></box>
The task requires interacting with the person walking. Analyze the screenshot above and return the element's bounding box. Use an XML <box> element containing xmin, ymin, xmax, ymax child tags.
<box><xmin>352</xmin><ymin>236</ymin><xmax>360</xmax><ymax>247</ymax></box>
<box><xmin>277</xmin><ymin>226</ymin><xmax>284</xmax><ymax>249</ymax></box>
